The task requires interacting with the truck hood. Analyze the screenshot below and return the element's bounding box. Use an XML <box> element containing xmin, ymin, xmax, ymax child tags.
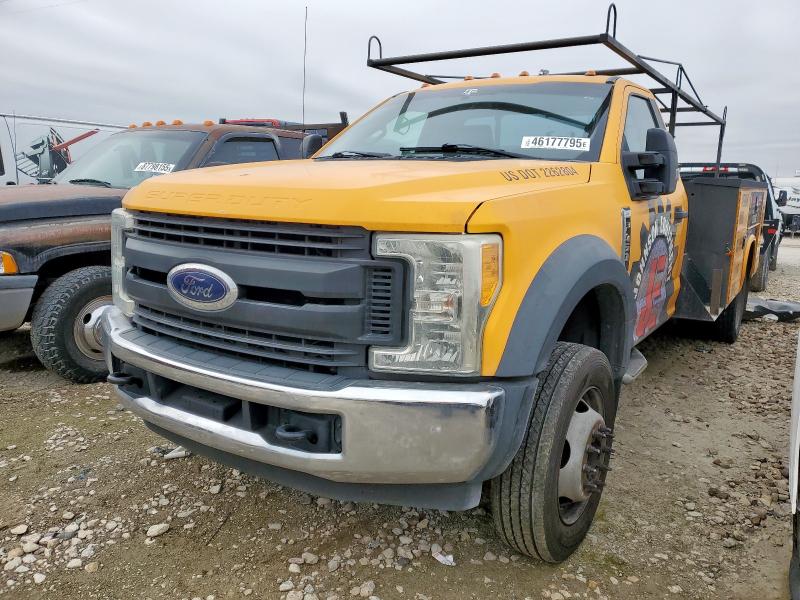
<box><xmin>123</xmin><ymin>159</ymin><xmax>590</xmax><ymax>232</ymax></box>
<box><xmin>0</xmin><ymin>184</ymin><xmax>124</xmax><ymax>224</ymax></box>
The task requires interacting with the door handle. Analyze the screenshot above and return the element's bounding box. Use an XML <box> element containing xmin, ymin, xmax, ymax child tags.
<box><xmin>674</xmin><ymin>208</ymin><xmax>688</xmax><ymax>222</ymax></box>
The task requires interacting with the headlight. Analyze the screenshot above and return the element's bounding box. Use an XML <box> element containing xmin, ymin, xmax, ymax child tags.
<box><xmin>111</xmin><ymin>208</ymin><xmax>134</xmax><ymax>316</ymax></box>
<box><xmin>0</xmin><ymin>251</ymin><xmax>18</xmax><ymax>275</ymax></box>
<box><xmin>370</xmin><ymin>233</ymin><xmax>502</xmax><ymax>375</ymax></box>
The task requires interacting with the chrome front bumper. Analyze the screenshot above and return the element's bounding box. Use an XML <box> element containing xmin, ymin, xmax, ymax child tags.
<box><xmin>102</xmin><ymin>306</ymin><xmax>505</xmax><ymax>485</ymax></box>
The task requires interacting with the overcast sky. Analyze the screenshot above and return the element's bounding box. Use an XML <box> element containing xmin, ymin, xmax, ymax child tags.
<box><xmin>2</xmin><ymin>0</ymin><xmax>799</xmax><ymax>176</ymax></box>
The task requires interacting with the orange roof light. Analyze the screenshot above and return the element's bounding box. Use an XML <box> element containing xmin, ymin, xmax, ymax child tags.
<box><xmin>155</xmin><ymin>120</ymin><xmax>166</xmax><ymax>126</ymax></box>
<box><xmin>128</xmin><ymin>123</ymin><xmax>137</xmax><ymax>128</ymax></box>
<box><xmin>464</xmin><ymin>75</ymin><xmax>474</xmax><ymax>80</ymax></box>
<box><xmin>490</xmin><ymin>72</ymin><xmax>501</xmax><ymax>78</ymax></box>
<box><xmin>172</xmin><ymin>119</ymin><xmax>183</xmax><ymax>126</ymax></box>
<box><xmin>203</xmin><ymin>120</ymin><xmax>214</xmax><ymax>126</ymax></box>
<box><xmin>585</xmin><ymin>70</ymin><xmax>597</xmax><ymax>76</ymax></box>
<box><xmin>519</xmin><ymin>70</ymin><xmax>530</xmax><ymax>76</ymax></box>
<box><xmin>141</xmin><ymin>121</ymin><xmax>152</xmax><ymax>127</ymax></box>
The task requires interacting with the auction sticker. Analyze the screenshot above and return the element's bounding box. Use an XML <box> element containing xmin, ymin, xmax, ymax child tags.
<box><xmin>134</xmin><ymin>162</ymin><xmax>176</xmax><ymax>174</ymax></box>
<box><xmin>521</xmin><ymin>136</ymin><xmax>590</xmax><ymax>151</ymax></box>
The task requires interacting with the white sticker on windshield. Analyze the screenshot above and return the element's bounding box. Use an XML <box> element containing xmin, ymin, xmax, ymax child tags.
<box><xmin>134</xmin><ymin>162</ymin><xmax>176</xmax><ymax>174</ymax></box>
<box><xmin>521</xmin><ymin>136</ymin><xmax>590</xmax><ymax>151</ymax></box>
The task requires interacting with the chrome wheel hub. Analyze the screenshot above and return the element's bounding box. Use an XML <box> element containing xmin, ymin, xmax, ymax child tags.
<box><xmin>558</xmin><ymin>388</ymin><xmax>614</xmax><ymax>525</ymax></box>
<box><xmin>73</xmin><ymin>296</ymin><xmax>113</xmax><ymax>360</ymax></box>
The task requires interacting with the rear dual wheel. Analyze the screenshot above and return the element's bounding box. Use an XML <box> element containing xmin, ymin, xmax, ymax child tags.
<box><xmin>491</xmin><ymin>342</ymin><xmax>616</xmax><ymax>562</ymax></box>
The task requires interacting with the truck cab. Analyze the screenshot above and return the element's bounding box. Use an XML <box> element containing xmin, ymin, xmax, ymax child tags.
<box><xmin>102</xmin><ymin>12</ymin><xmax>765</xmax><ymax>563</ymax></box>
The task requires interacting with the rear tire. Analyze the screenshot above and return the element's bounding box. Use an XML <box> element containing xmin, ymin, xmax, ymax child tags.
<box><xmin>31</xmin><ymin>266</ymin><xmax>112</xmax><ymax>383</ymax></box>
<box><xmin>712</xmin><ymin>276</ymin><xmax>749</xmax><ymax>343</ymax></box>
<box><xmin>749</xmin><ymin>254</ymin><xmax>769</xmax><ymax>292</ymax></box>
<box><xmin>490</xmin><ymin>342</ymin><xmax>616</xmax><ymax>562</ymax></box>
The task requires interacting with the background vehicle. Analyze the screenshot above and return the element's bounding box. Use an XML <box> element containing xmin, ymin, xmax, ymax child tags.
<box><xmin>0</xmin><ymin>117</ymin><xmax>345</xmax><ymax>383</ymax></box>
<box><xmin>680</xmin><ymin>163</ymin><xmax>783</xmax><ymax>290</ymax></box>
<box><xmin>0</xmin><ymin>112</ymin><xmax>122</xmax><ymax>185</ymax></box>
<box><xmin>102</xmin><ymin>7</ymin><xmax>765</xmax><ymax>563</ymax></box>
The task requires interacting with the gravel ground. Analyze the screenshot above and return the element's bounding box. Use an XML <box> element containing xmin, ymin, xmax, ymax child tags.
<box><xmin>1</xmin><ymin>240</ymin><xmax>799</xmax><ymax>600</ymax></box>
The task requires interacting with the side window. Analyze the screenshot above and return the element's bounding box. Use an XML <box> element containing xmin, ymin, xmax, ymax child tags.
<box><xmin>278</xmin><ymin>136</ymin><xmax>302</xmax><ymax>159</ymax></box>
<box><xmin>622</xmin><ymin>96</ymin><xmax>659</xmax><ymax>153</ymax></box>
<box><xmin>0</xmin><ymin>148</ymin><xmax>4</xmax><ymax>176</ymax></box>
<box><xmin>208</xmin><ymin>137</ymin><xmax>278</xmax><ymax>165</ymax></box>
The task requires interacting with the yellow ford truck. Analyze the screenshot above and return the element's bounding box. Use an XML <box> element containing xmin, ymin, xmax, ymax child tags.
<box><xmin>101</xmin><ymin>8</ymin><xmax>766</xmax><ymax>562</ymax></box>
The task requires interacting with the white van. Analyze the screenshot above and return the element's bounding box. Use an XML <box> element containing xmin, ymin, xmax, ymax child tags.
<box><xmin>0</xmin><ymin>113</ymin><xmax>124</xmax><ymax>186</ymax></box>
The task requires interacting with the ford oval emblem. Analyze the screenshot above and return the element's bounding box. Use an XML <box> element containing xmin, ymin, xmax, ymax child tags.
<box><xmin>166</xmin><ymin>263</ymin><xmax>238</xmax><ymax>312</ymax></box>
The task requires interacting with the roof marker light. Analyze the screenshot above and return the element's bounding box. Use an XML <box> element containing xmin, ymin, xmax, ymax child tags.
<box><xmin>585</xmin><ymin>70</ymin><xmax>597</xmax><ymax>76</ymax></box>
<box><xmin>490</xmin><ymin>72</ymin><xmax>501</xmax><ymax>78</ymax></box>
<box><xmin>203</xmin><ymin>120</ymin><xmax>214</xmax><ymax>126</ymax></box>
<box><xmin>464</xmin><ymin>75</ymin><xmax>474</xmax><ymax>80</ymax></box>
<box><xmin>172</xmin><ymin>119</ymin><xmax>183</xmax><ymax>126</ymax></box>
<box><xmin>141</xmin><ymin>121</ymin><xmax>152</xmax><ymax>127</ymax></box>
<box><xmin>519</xmin><ymin>70</ymin><xmax>530</xmax><ymax>76</ymax></box>
<box><xmin>155</xmin><ymin>120</ymin><xmax>166</xmax><ymax>126</ymax></box>
<box><xmin>128</xmin><ymin>123</ymin><xmax>137</xmax><ymax>128</ymax></box>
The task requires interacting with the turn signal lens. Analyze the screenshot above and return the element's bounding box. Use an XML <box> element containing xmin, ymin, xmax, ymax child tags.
<box><xmin>480</xmin><ymin>243</ymin><xmax>500</xmax><ymax>306</ymax></box>
<box><xmin>0</xmin><ymin>252</ymin><xmax>18</xmax><ymax>274</ymax></box>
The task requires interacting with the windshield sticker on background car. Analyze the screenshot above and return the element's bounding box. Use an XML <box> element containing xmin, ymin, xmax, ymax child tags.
<box><xmin>134</xmin><ymin>162</ymin><xmax>176</xmax><ymax>174</ymax></box>
<box><xmin>521</xmin><ymin>136</ymin><xmax>591</xmax><ymax>151</ymax></box>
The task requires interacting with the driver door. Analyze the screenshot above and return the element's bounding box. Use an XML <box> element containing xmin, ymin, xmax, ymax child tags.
<box><xmin>620</xmin><ymin>89</ymin><xmax>687</xmax><ymax>344</ymax></box>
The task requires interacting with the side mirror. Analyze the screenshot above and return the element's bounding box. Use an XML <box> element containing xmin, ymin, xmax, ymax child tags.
<box><xmin>301</xmin><ymin>134</ymin><xmax>324</xmax><ymax>159</ymax></box>
<box><xmin>777</xmin><ymin>190</ymin><xmax>788</xmax><ymax>207</ymax></box>
<box><xmin>622</xmin><ymin>128</ymin><xmax>678</xmax><ymax>199</ymax></box>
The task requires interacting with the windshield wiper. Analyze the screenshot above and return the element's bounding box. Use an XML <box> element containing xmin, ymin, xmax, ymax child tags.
<box><xmin>400</xmin><ymin>144</ymin><xmax>527</xmax><ymax>159</ymax></box>
<box><xmin>318</xmin><ymin>150</ymin><xmax>394</xmax><ymax>159</ymax></box>
<box><xmin>68</xmin><ymin>178</ymin><xmax>113</xmax><ymax>188</ymax></box>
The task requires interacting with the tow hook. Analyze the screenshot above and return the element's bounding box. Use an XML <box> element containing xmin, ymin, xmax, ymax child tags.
<box><xmin>107</xmin><ymin>372</ymin><xmax>142</xmax><ymax>387</ymax></box>
<box><xmin>275</xmin><ymin>424</ymin><xmax>318</xmax><ymax>445</ymax></box>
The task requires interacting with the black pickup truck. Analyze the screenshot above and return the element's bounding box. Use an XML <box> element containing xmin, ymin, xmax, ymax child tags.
<box><xmin>0</xmin><ymin>118</ymin><xmax>344</xmax><ymax>382</ymax></box>
<box><xmin>680</xmin><ymin>163</ymin><xmax>784</xmax><ymax>291</ymax></box>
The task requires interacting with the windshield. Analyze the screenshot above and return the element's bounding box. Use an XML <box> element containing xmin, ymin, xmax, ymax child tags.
<box><xmin>53</xmin><ymin>129</ymin><xmax>207</xmax><ymax>188</ymax></box>
<box><xmin>318</xmin><ymin>82</ymin><xmax>612</xmax><ymax>161</ymax></box>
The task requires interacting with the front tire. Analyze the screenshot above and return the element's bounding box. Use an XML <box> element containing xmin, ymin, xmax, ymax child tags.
<box><xmin>490</xmin><ymin>342</ymin><xmax>616</xmax><ymax>562</ymax></box>
<box><xmin>31</xmin><ymin>266</ymin><xmax>112</xmax><ymax>383</ymax></box>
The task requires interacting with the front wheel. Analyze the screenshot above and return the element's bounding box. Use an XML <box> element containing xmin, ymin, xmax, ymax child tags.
<box><xmin>31</xmin><ymin>266</ymin><xmax>112</xmax><ymax>383</ymax></box>
<box><xmin>490</xmin><ymin>342</ymin><xmax>616</xmax><ymax>562</ymax></box>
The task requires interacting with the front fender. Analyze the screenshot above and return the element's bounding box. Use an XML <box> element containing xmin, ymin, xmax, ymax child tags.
<box><xmin>495</xmin><ymin>234</ymin><xmax>635</xmax><ymax>382</ymax></box>
<box><xmin>0</xmin><ymin>216</ymin><xmax>110</xmax><ymax>273</ymax></box>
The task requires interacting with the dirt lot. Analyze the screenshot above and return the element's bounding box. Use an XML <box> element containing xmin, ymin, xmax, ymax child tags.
<box><xmin>1</xmin><ymin>241</ymin><xmax>799</xmax><ymax>600</ymax></box>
